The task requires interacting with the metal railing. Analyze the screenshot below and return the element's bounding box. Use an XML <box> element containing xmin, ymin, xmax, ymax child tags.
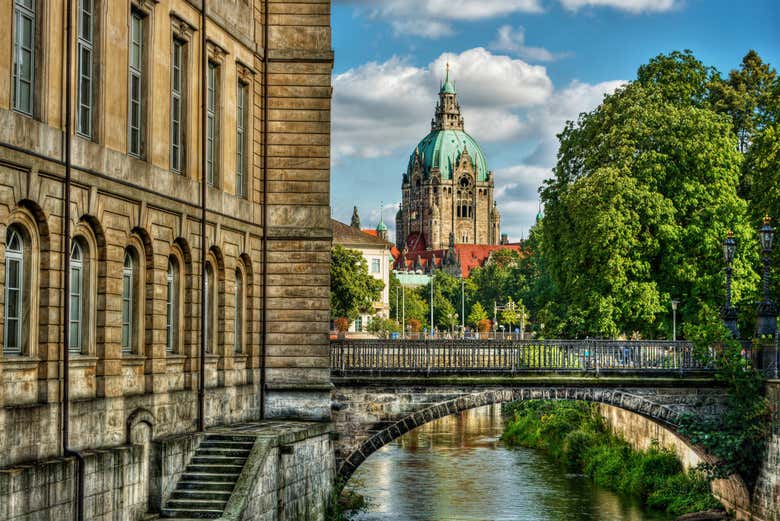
<box><xmin>331</xmin><ymin>339</ymin><xmax>712</xmax><ymax>376</ymax></box>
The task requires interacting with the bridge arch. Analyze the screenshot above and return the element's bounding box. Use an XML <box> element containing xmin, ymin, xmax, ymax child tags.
<box><xmin>334</xmin><ymin>386</ymin><xmax>710</xmax><ymax>485</ymax></box>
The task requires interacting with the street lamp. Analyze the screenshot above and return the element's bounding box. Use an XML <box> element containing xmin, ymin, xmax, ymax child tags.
<box><xmin>721</xmin><ymin>231</ymin><xmax>739</xmax><ymax>338</ymax></box>
<box><xmin>671</xmin><ymin>300</ymin><xmax>679</xmax><ymax>341</ymax></box>
<box><xmin>756</xmin><ymin>215</ymin><xmax>777</xmax><ymax>338</ymax></box>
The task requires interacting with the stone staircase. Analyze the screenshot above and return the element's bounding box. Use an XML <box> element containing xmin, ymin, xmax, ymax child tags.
<box><xmin>162</xmin><ymin>434</ymin><xmax>256</xmax><ymax>519</ymax></box>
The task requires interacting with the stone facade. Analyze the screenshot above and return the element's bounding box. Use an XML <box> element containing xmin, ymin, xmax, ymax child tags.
<box><xmin>0</xmin><ymin>0</ymin><xmax>333</xmax><ymax>518</ymax></box>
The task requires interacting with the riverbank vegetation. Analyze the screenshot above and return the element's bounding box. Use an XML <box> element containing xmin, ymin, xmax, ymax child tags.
<box><xmin>502</xmin><ymin>400</ymin><xmax>722</xmax><ymax>516</ymax></box>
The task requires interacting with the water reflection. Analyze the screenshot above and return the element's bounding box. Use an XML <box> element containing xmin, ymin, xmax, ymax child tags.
<box><xmin>346</xmin><ymin>405</ymin><xmax>673</xmax><ymax>521</ymax></box>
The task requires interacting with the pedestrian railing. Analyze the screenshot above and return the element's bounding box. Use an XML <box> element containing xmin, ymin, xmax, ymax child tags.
<box><xmin>330</xmin><ymin>339</ymin><xmax>712</xmax><ymax>376</ymax></box>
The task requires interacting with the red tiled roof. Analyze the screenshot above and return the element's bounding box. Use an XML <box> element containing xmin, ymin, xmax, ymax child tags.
<box><xmin>394</xmin><ymin>243</ymin><xmax>523</xmax><ymax>277</ymax></box>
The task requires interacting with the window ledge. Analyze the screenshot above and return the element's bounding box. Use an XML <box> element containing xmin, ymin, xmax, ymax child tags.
<box><xmin>166</xmin><ymin>353</ymin><xmax>186</xmax><ymax>365</ymax></box>
<box><xmin>121</xmin><ymin>354</ymin><xmax>146</xmax><ymax>366</ymax></box>
<box><xmin>69</xmin><ymin>355</ymin><xmax>99</xmax><ymax>368</ymax></box>
<box><xmin>0</xmin><ymin>356</ymin><xmax>40</xmax><ymax>370</ymax></box>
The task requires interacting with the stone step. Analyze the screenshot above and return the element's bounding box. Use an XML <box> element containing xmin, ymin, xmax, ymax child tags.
<box><xmin>198</xmin><ymin>440</ymin><xmax>255</xmax><ymax>449</ymax></box>
<box><xmin>185</xmin><ymin>464</ymin><xmax>243</xmax><ymax>475</ymax></box>
<box><xmin>171</xmin><ymin>490</ymin><xmax>232</xmax><ymax>502</ymax></box>
<box><xmin>175</xmin><ymin>479</ymin><xmax>236</xmax><ymax>492</ymax></box>
<box><xmin>204</xmin><ymin>434</ymin><xmax>257</xmax><ymax>442</ymax></box>
<box><xmin>191</xmin><ymin>456</ymin><xmax>247</xmax><ymax>466</ymax></box>
<box><xmin>196</xmin><ymin>447</ymin><xmax>252</xmax><ymax>457</ymax></box>
<box><xmin>166</xmin><ymin>497</ymin><xmax>228</xmax><ymax>511</ymax></box>
<box><xmin>161</xmin><ymin>507</ymin><xmax>223</xmax><ymax>519</ymax></box>
<box><xmin>179</xmin><ymin>472</ymin><xmax>240</xmax><ymax>484</ymax></box>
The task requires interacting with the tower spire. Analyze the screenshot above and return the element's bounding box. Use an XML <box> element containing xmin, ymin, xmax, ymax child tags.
<box><xmin>433</xmin><ymin>64</ymin><xmax>464</xmax><ymax>131</ymax></box>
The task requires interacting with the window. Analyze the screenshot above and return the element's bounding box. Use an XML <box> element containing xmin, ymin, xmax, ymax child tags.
<box><xmin>206</xmin><ymin>62</ymin><xmax>219</xmax><ymax>186</ymax></box>
<box><xmin>121</xmin><ymin>251</ymin><xmax>134</xmax><ymax>353</ymax></box>
<box><xmin>354</xmin><ymin>316</ymin><xmax>362</xmax><ymax>332</ymax></box>
<box><xmin>12</xmin><ymin>0</ymin><xmax>36</xmax><ymax>115</ymax></box>
<box><xmin>77</xmin><ymin>0</ymin><xmax>95</xmax><ymax>137</ymax></box>
<box><xmin>234</xmin><ymin>269</ymin><xmax>243</xmax><ymax>353</ymax></box>
<box><xmin>166</xmin><ymin>258</ymin><xmax>177</xmax><ymax>352</ymax></box>
<box><xmin>236</xmin><ymin>81</ymin><xmax>247</xmax><ymax>197</ymax></box>
<box><xmin>69</xmin><ymin>241</ymin><xmax>84</xmax><ymax>353</ymax></box>
<box><xmin>371</xmin><ymin>258</ymin><xmax>381</xmax><ymax>274</ymax></box>
<box><xmin>128</xmin><ymin>11</ymin><xmax>144</xmax><ymax>157</ymax></box>
<box><xmin>205</xmin><ymin>263</ymin><xmax>214</xmax><ymax>352</ymax></box>
<box><xmin>4</xmin><ymin>229</ymin><xmax>24</xmax><ymax>354</ymax></box>
<box><xmin>171</xmin><ymin>38</ymin><xmax>185</xmax><ymax>172</ymax></box>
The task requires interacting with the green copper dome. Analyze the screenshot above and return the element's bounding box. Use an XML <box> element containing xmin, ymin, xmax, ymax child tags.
<box><xmin>409</xmin><ymin>130</ymin><xmax>489</xmax><ymax>182</ymax></box>
<box><xmin>376</xmin><ymin>216</ymin><xmax>388</xmax><ymax>232</ymax></box>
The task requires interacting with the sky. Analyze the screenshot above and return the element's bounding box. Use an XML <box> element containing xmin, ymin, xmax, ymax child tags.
<box><xmin>329</xmin><ymin>0</ymin><xmax>780</xmax><ymax>242</ymax></box>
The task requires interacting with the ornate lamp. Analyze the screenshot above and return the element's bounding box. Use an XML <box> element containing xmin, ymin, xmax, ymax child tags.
<box><xmin>756</xmin><ymin>216</ymin><xmax>777</xmax><ymax>338</ymax></box>
<box><xmin>721</xmin><ymin>231</ymin><xmax>739</xmax><ymax>338</ymax></box>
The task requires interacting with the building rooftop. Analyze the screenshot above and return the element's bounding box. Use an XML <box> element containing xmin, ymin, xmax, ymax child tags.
<box><xmin>332</xmin><ymin>219</ymin><xmax>392</xmax><ymax>248</ymax></box>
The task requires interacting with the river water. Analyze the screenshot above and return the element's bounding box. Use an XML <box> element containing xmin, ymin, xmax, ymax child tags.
<box><xmin>345</xmin><ymin>404</ymin><xmax>674</xmax><ymax>521</ymax></box>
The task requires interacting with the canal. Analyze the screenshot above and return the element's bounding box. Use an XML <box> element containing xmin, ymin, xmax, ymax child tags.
<box><xmin>345</xmin><ymin>404</ymin><xmax>674</xmax><ymax>521</ymax></box>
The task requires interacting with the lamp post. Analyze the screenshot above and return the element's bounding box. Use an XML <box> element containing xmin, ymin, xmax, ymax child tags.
<box><xmin>721</xmin><ymin>231</ymin><xmax>739</xmax><ymax>338</ymax></box>
<box><xmin>430</xmin><ymin>274</ymin><xmax>434</xmax><ymax>338</ymax></box>
<box><xmin>461</xmin><ymin>277</ymin><xmax>465</xmax><ymax>331</ymax></box>
<box><xmin>671</xmin><ymin>300</ymin><xmax>679</xmax><ymax>341</ymax></box>
<box><xmin>756</xmin><ymin>215</ymin><xmax>777</xmax><ymax>338</ymax></box>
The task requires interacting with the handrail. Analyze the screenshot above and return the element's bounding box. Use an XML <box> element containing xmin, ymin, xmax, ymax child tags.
<box><xmin>330</xmin><ymin>339</ymin><xmax>710</xmax><ymax>376</ymax></box>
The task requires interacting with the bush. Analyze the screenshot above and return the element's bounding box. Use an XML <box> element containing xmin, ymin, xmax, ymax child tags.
<box><xmin>502</xmin><ymin>400</ymin><xmax>720</xmax><ymax>516</ymax></box>
<box><xmin>334</xmin><ymin>317</ymin><xmax>350</xmax><ymax>332</ymax></box>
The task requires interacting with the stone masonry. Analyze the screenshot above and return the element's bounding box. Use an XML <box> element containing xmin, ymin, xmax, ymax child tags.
<box><xmin>0</xmin><ymin>0</ymin><xmax>334</xmax><ymax>519</ymax></box>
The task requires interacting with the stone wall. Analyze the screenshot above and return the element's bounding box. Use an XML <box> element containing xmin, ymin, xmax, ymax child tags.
<box><xmin>204</xmin><ymin>424</ymin><xmax>335</xmax><ymax>521</ymax></box>
<box><xmin>752</xmin><ymin>380</ymin><xmax>780</xmax><ymax>521</ymax></box>
<box><xmin>598</xmin><ymin>403</ymin><xmax>753</xmax><ymax>519</ymax></box>
<box><xmin>0</xmin><ymin>444</ymin><xmax>148</xmax><ymax>521</ymax></box>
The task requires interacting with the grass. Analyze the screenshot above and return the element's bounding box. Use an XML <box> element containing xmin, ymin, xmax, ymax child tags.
<box><xmin>502</xmin><ymin>400</ymin><xmax>722</xmax><ymax>516</ymax></box>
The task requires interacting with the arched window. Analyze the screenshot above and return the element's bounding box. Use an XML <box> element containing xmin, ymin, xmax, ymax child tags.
<box><xmin>166</xmin><ymin>257</ymin><xmax>178</xmax><ymax>352</ymax></box>
<box><xmin>205</xmin><ymin>262</ymin><xmax>215</xmax><ymax>353</ymax></box>
<box><xmin>234</xmin><ymin>268</ymin><xmax>243</xmax><ymax>353</ymax></box>
<box><xmin>70</xmin><ymin>241</ymin><xmax>84</xmax><ymax>353</ymax></box>
<box><xmin>121</xmin><ymin>250</ymin><xmax>134</xmax><ymax>353</ymax></box>
<box><xmin>4</xmin><ymin>228</ymin><xmax>24</xmax><ymax>354</ymax></box>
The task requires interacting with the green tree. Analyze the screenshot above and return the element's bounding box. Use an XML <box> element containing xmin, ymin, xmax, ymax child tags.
<box><xmin>500</xmin><ymin>297</ymin><xmax>520</xmax><ymax>330</ymax></box>
<box><xmin>542</xmin><ymin>52</ymin><xmax>759</xmax><ymax>337</ymax></box>
<box><xmin>467</xmin><ymin>301</ymin><xmax>488</xmax><ymax>329</ymax></box>
<box><xmin>401</xmin><ymin>288</ymin><xmax>429</xmax><ymax>328</ymax></box>
<box><xmin>636</xmin><ymin>49</ymin><xmax>717</xmax><ymax>107</ymax></box>
<box><xmin>434</xmin><ymin>295</ymin><xmax>458</xmax><ymax>331</ymax></box>
<box><xmin>330</xmin><ymin>245</ymin><xmax>384</xmax><ymax>321</ymax></box>
<box><xmin>710</xmin><ymin>50</ymin><xmax>779</xmax><ymax>155</ymax></box>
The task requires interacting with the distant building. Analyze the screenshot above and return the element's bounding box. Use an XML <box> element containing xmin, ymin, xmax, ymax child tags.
<box><xmin>332</xmin><ymin>218</ymin><xmax>394</xmax><ymax>332</ymax></box>
<box><xmin>396</xmin><ymin>65</ymin><xmax>501</xmax><ymax>251</ymax></box>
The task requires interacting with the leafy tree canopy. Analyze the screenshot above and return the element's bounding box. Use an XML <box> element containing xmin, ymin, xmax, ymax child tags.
<box><xmin>330</xmin><ymin>245</ymin><xmax>384</xmax><ymax>321</ymax></box>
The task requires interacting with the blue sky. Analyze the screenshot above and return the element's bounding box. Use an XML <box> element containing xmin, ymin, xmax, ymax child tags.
<box><xmin>330</xmin><ymin>0</ymin><xmax>780</xmax><ymax>242</ymax></box>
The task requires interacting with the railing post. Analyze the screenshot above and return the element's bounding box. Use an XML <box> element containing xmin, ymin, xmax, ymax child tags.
<box><xmin>594</xmin><ymin>341</ymin><xmax>600</xmax><ymax>377</ymax></box>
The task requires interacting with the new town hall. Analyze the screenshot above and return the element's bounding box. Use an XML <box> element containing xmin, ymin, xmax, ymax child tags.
<box><xmin>394</xmin><ymin>67</ymin><xmax>517</xmax><ymax>277</ymax></box>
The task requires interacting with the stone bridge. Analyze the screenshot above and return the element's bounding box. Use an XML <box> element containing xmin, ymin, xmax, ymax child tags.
<box><xmin>329</xmin><ymin>340</ymin><xmax>726</xmax><ymax>485</ymax></box>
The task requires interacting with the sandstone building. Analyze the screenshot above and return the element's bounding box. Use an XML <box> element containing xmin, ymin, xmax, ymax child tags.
<box><xmin>0</xmin><ymin>1</ymin><xmax>333</xmax><ymax>519</ymax></box>
<box><xmin>395</xmin><ymin>67</ymin><xmax>501</xmax><ymax>252</ymax></box>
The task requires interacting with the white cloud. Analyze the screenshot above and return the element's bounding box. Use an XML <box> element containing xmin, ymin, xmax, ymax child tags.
<box><xmin>332</xmin><ymin>51</ymin><xmax>626</xmax><ymax>241</ymax></box>
<box><xmin>336</xmin><ymin>0</ymin><xmax>544</xmax><ymax>38</ymax></box>
<box><xmin>559</xmin><ymin>0</ymin><xmax>679</xmax><ymax>13</ymax></box>
<box><xmin>520</xmin><ymin>79</ymin><xmax>627</xmax><ymax>167</ymax></box>
<box><xmin>332</xmin><ymin>49</ymin><xmax>553</xmax><ymax>160</ymax></box>
<box><xmin>490</xmin><ymin>80</ymin><xmax>625</xmax><ymax>239</ymax></box>
<box><xmin>491</xmin><ymin>26</ymin><xmax>570</xmax><ymax>62</ymax></box>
